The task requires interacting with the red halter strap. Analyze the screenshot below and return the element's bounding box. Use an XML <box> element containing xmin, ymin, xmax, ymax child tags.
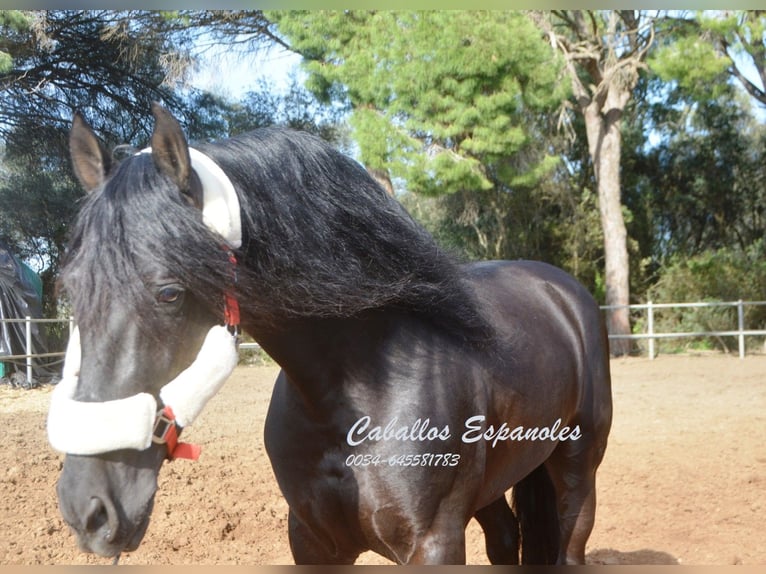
<box><xmin>223</xmin><ymin>247</ymin><xmax>241</xmax><ymax>334</ymax></box>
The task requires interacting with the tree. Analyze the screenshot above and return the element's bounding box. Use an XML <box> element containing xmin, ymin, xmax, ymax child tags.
<box><xmin>0</xmin><ymin>126</ymin><xmax>80</xmax><ymax>316</ymax></box>
<box><xmin>0</xmin><ymin>13</ymin><xmax>176</xmax><ymax>315</ymax></box>
<box><xmin>0</xmin><ymin>11</ymin><xmax>197</xmax><ymax>303</ymax></box>
<box><xmin>651</xmin><ymin>11</ymin><xmax>766</xmax><ymax>108</ymax></box>
<box><xmin>269</xmin><ymin>10</ymin><xmax>591</xmax><ymax>288</ymax></box>
<box><xmin>400</xmin><ymin>112</ymin><xmax>606</xmax><ymax>284</ymax></box>
<box><xmin>0</xmin><ymin>10</ymin><xmax>291</xmax><ymax>157</ymax></box>
<box><xmin>0</xmin><ymin>12</ymin><xmax>215</xmax><ymax>313</ymax></box>
<box><xmin>529</xmin><ymin>11</ymin><xmax>655</xmax><ymax>355</ymax></box>
<box><xmin>625</xmin><ymin>83</ymin><xmax>766</xmax><ymax>262</ymax></box>
<box><xmin>619</xmin><ymin>12</ymin><xmax>766</xmax><ymax>287</ymax></box>
<box><xmin>669</xmin><ymin>101</ymin><xmax>763</xmax><ymax>254</ymax></box>
<box><xmin>269</xmin><ymin>11</ymin><xmax>567</xmax><ymax>199</ymax></box>
<box><xmin>0</xmin><ymin>11</ymin><xmax>196</xmax><ymax>144</ymax></box>
<box><xmin>1</xmin><ymin>11</ymin><xmax>344</xmax><ymax>316</ymax></box>
<box><xmin>184</xmin><ymin>74</ymin><xmax>348</xmax><ymax>146</ymax></box>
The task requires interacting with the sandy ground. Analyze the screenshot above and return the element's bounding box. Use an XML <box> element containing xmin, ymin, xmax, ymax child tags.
<box><xmin>1</xmin><ymin>355</ymin><xmax>764</xmax><ymax>565</ymax></box>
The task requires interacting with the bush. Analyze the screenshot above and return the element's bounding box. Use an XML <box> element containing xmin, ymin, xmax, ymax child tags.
<box><xmin>644</xmin><ymin>242</ymin><xmax>766</xmax><ymax>354</ymax></box>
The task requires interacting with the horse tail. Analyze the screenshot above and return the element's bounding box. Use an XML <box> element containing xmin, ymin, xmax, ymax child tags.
<box><xmin>511</xmin><ymin>463</ymin><xmax>560</xmax><ymax>564</ymax></box>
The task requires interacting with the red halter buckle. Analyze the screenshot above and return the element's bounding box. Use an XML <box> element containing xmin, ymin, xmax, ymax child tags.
<box><xmin>152</xmin><ymin>406</ymin><xmax>201</xmax><ymax>461</ymax></box>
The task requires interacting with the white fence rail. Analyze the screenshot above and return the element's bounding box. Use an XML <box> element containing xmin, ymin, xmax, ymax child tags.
<box><xmin>601</xmin><ymin>300</ymin><xmax>766</xmax><ymax>359</ymax></box>
<box><xmin>0</xmin><ymin>316</ymin><xmax>74</xmax><ymax>383</ymax></box>
<box><xmin>0</xmin><ymin>316</ymin><xmax>261</xmax><ymax>385</ymax></box>
<box><xmin>3</xmin><ymin>301</ymin><xmax>765</xmax><ymax>385</ymax></box>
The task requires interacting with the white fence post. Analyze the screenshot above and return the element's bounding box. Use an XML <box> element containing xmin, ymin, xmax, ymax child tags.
<box><xmin>738</xmin><ymin>299</ymin><xmax>745</xmax><ymax>359</ymax></box>
<box><xmin>25</xmin><ymin>316</ymin><xmax>32</xmax><ymax>384</ymax></box>
<box><xmin>647</xmin><ymin>301</ymin><xmax>655</xmax><ymax>360</ymax></box>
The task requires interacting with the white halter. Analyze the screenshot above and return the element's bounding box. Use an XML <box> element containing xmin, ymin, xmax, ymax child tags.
<box><xmin>47</xmin><ymin>325</ymin><xmax>238</xmax><ymax>455</ymax></box>
<box><xmin>47</xmin><ymin>149</ymin><xmax>242</xmax><ymax>456</ymax></box>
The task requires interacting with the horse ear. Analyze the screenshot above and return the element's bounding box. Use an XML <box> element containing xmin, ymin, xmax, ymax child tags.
<box><xmin>69</xmin><ymin>112</ymin><xmax>112</xmax><ymax>193</ymax></box>
<box><xmin>150</xmin><ymin>102</ymin><xmax>193</xmax><ymax>194</ymax></box>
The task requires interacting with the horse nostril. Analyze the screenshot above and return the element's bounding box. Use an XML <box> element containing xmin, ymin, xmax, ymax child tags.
<box><xmin>85</xmin><ymin>497</ymin><xmax>106</xmax><ymax>532</ymax></box>
<box><xmin>84</xmin><ymin>497</ymin><xmax>116</xmax><ymax>542</ymax></box>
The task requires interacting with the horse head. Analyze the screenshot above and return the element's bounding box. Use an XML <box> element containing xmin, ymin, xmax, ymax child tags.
<box><xmin>50</xmin><ymin>104</ymin><xmax>240</xmax><ymax>557</ymax></box>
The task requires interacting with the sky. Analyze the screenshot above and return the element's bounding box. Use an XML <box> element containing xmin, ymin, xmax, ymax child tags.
<box><xmin>189</xmin><ymin>41</ymin><xmax>303</xmax><ymax>100</ymax></box>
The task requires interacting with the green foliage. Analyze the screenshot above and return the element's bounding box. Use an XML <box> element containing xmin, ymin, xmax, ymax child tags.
<box><xmin>0</xmin><ymin>11</ymin><xmax>188</xmax><ymax>150</ymax></box>
<box><xmin>185</xmin><ymin>75</ymin><xmax>348</xmax><ymax>146</ymax></box>
<box><xmin>4</xmin><ymin>9</ymin><xmax>766</xmax><ymax>328</ymax></box>
<box><xmin>0</xmin><ymin>52</ymin><xmax>10</xmax><ymax>73</ymax></box>
<box><xmin>629</xmin><ymin>87</ymin><xmax>765</xmax><ymax>263</ymax></box>
<box><xmin>399</xmin><ymin>157</ymin><xmax>607</xmax><ymax>299</ymax></box>
<box><xmin>0</xmin><ymin>12</ymin><xmax>205</xmax><ymax>316</ymax></box>
<box><xmin>271</xmin><ymin>11</ymin><xmax>568</xmax><ymax>197</ymax></box>
<box><xmin>650</xmin><ymin>35</ymin><xmax>730</xmax><ymax>100</ymax></box>
<box><xmin>0</xmin><ymin>10</ymin><xmax>31</xmax><ymax>29</ymax></box>
<box><xmin>0</xmin><ymin>10</ymin><xmax>31</xmax><ymax>73</ymax></box>
<box><xmin>651</xmin><ymin>243</ymin><xmax>766</xmax><ymax>305</ymax></box>
<box><xmin>650</xmin><ymin>11</ymin><xmax>766</xmax><ymax>105</ymax></box>
<box><xmin>0</xmin><ymin>114</ymin><xmax>87</xmax><ymax>316</ymax></box>
<box><xmin>0</xmin><ymin>11</ymin><xmax>347</xmax><ymax>319</ymax></box>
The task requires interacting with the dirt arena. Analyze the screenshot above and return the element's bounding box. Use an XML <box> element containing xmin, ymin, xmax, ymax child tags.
<box><xmin>1</xmin><ymin>355</ymin><xmax>764</xmax><ymax>565</ymax></box>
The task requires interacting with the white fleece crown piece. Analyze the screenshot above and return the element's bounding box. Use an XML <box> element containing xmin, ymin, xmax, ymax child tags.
<box><xmin>137</xmin><ymin>146</ymin><xmax>242</xmax><ymax>248</ymax></box>
<box><xmin>47</xmin><ymin>325</ymin><xmax>239</xmax><ymax>456</ymax></box>
<box><xmin>188</xmin><ymin>147</ymin><xmax>242</xmax><ymax>249</ymax></box>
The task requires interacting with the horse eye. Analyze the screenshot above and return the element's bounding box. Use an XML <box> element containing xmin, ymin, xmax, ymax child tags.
<box><xmin>157</xmin><ymin>286</ymin><xmax>183</xmax><ymax>304</ymax></box>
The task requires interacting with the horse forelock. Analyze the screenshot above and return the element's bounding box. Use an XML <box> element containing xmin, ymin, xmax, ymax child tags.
<box><xmin>60</xmin><ymin>154</ymin><xmax>231</xmax><ymax>336</ymax></box>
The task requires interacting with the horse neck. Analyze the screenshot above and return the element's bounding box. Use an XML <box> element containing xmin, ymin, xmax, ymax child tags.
<box><xmin>245</xmin><ymin>311</ymin><xmax>404</xmax><ymax>406</ymax></box>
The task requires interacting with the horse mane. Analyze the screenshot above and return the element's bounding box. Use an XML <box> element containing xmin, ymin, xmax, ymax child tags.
<box><xmin>62</xmin><ymin>127</ymin><xmax>495</xmax><ymax>347</ymax></box>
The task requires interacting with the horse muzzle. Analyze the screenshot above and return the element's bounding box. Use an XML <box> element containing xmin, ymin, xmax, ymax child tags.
<box><xmin>56</xmin><ymin>451</ymin><xmax>159</xmax><ymax>558</ymax></box>
<box><xmin>66</xmin><ymin>496</ymin><xmax>152</xmax><ymax>558</ymax></box>
<box><xmin>68</xmin><ymin>502</ymin><xmax>152</xmax><ymax>559</ymax></box>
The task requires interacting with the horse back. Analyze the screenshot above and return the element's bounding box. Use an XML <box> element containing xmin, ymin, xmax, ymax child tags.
<box><xmin>466</xmin><ymin>259</ymin><xmax>611</xmax><ymax>408</ymax></box>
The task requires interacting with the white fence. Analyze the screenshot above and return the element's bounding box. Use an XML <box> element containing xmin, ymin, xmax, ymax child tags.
<box><xmin>3</xmin><ymin>301</ymin><xmax>765</xmax><ymax>384</ymax></box>
<box><xmin>601</xmin><ymin>300</ymin><xmax>766</xmax><ymax>359</ymax></box>
<box><xmin>0</xmin><ymin>316</ymin><xmax>74</xmax><ymax>382</ymax></box>
<box><xmin>0</xmin><ymin>316</ymin><xmax>262</xmax><ymax>385</ymax></box>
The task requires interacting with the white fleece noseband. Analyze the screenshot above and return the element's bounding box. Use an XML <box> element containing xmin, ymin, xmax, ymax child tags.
<box><xmin>47</xmin><ymin>325</ymin><xmax>239</xmax><ymax>455</ymax></box>
<box><xmin>47</xmin><ymin>148</ymin><xmax>242</xmax><ymax>456</ymax></box>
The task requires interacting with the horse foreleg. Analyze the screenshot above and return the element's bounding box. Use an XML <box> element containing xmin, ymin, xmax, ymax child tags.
<box><xmin>556</xmin><ymin>480</ymin><xmax>596</xmax><ymax>565</ymax></box>
<box><xmin>544</xmin><ymin>436</ymin><xmax>604</xmax><ymax>565</ymax></box>
<box><xmin>474</xmin><ymin>495</ymin><xmax>519</xmax><ymax>564</ymax></box>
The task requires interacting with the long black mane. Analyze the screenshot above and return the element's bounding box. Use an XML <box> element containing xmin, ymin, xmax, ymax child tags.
<box><xmin>62</xmin><ymin>127</ymin><xmax>494</xmax><ymax>346</ymax></box>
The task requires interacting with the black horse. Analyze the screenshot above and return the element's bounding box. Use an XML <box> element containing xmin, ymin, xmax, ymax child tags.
<box><xmin>51</xmin><ymin>104</ymin><xmax>612</xmax><ymax>564</ymax></box>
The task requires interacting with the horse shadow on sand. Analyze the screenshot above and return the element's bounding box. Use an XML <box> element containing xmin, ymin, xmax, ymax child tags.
<box><xmin>587</xmin><ymin>548</ymin><xmax>680</xmax><ymax>565</ymax></box>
